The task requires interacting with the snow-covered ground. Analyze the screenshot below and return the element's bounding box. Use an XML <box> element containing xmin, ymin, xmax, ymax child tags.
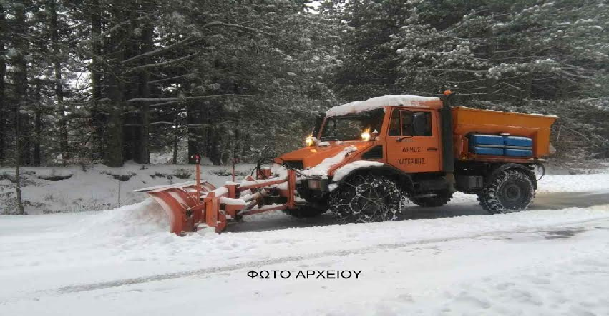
<box><xmin>0</xmin><ymin>163</ymin><xmax>257</xmax><ymax>214</ymax></box>
<box><xmin>1</xmin><ymin>164</ymin><xmax>609</xmax><ymax>315</ymax></box>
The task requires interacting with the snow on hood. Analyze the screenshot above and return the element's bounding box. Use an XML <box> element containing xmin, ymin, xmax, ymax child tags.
<box><xmin>300</xmin><ymin>146</ymin><xmax>357</xmax><ymax>178</ymax></box>
<box><xmin>326</xmin><ymin>95</ymin><xmax>440</xmax><ymax>117</ymax></box>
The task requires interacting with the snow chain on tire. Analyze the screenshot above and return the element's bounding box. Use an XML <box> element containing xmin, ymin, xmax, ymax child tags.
<box><xmin>478</xmin><ymin>169</ymin><xmax>535</xmax><ymax>214</ymax></box>
<box><xmin>329</xmin><ymin>174</ymin><xmax>404</xmax><ymax>223</ymax></box>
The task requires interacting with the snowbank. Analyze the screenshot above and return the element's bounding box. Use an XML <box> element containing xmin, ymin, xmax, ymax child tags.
<box><xmin>82</xmin><ymin>198</ymin><xmax>170</xmax><ymax>237</ymax></box>
<box><xmin>538</xmin><ymin>173</ymin><xmax>609</xmax><ymax>192</ymax></box>
<box><xmin>0</xmin><ymin>163</ymin><xmax>256</xmax><ymax>215</ymax></box>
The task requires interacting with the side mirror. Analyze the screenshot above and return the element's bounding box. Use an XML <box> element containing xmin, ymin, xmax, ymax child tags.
<box><xmin>371</xmin><ymin>129</ymin><xmax>379</xmax><ymax>140</ymax></box>
<box><xmin>312</xmin><ymin>112</ymin><xmax>325</xmax><ymax>137</ymax></box>
<box><xmin>412</xmin><ymin>112</ymin><xmax>428</xmax><ymax>136</ymax></box>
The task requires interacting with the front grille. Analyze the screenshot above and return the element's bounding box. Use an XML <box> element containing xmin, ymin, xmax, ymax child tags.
<box><xmin>284</xmin><ymin>160</ymin><xmax>304</xmax><ymax>170</ymax></box>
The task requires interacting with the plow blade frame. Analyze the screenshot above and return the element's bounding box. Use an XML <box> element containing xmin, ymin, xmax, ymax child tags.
<box><xmin>138</xmin><ymin>162</ymin><xmax>297</xmax><ymax>235</ymax></box>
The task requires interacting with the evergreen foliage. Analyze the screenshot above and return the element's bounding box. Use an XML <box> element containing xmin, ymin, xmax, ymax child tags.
<box><xmin>0</xmin><ymin>0</ymin><xmax>607</xmax><ymax>167</ymax></box>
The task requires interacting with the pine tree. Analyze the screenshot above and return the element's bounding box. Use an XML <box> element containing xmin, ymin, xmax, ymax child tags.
<box><xmin>48</xmin><ymin>0</ymin><xmax>68</xmax><ymax>165</ymax></box>
<box><xmin>9</xmin><ymin>0</ymin><xmax>29</xmax><ymax>214</ymax></box>
<box><xmin>332</xmin><ymin>0</ymin><xmax>415</xmax><ymax>101</ymax></box>
<box><xmin>0</xmin><ymin>2</ymin><xmax>6</xmax><ymax>164</ymax></box>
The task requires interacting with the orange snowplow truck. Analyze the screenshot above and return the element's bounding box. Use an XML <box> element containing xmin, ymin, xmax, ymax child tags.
<box><xmin>276</xmin><ymin>91</ymin><xmax>556</xmax><ymax>221</ymax></box>
<box><xmin>139</xmin><ymin>91</ymin><xmax>556</xmax><ymax>234</ymax></box>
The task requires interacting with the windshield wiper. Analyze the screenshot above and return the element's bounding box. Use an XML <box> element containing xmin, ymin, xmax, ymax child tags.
<box><xmin>320</xmin><ymin>136</ymin><xmax>339</xmax><ymax>141</ymax></box>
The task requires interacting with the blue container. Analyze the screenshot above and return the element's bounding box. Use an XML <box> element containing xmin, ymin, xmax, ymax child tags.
<box><xmin>505</xmin><ymin>136</ymin><xmax>533</xmax><ymax>148</ymax></box>
<box><xmin>470</xmin><ymin>135</ymin><xmax>504</xmax><ymax>146</ymax></box>
<box><xmin>505</xmin><ymin>148</ymin><xmax>532</xmax><ymax>157</ymax></box>
<box><xmin>471</xmin><ymin>146</ymin><xmax>505</xmax><ymax>156</ymax></box>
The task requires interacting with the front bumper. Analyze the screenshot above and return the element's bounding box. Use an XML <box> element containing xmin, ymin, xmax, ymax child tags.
<box><xmin>296</xmin><ymin>177</ymin><xmax>330</xmax><ymax>204</ymax></box>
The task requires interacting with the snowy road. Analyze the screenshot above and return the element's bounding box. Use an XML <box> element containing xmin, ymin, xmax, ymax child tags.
<box><xmin>1</xmin><ymin>191</ymin><xmax>609</xmax><ymax>315</ymax></box>
<box><xmin>227</xmin><ymin>191</ymin><xmax>609</xmax><ymax>233</ymax></box>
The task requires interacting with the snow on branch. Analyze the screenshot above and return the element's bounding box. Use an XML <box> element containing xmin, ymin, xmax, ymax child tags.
<box><xmin>123</xmin><ymin>22</ymin><xmax>270</xmax><ymax>65</ymax></box>
<box><xmin>128</xmin><ymin>94</ymin><xmax>255</xmax><ymax>104</ymax></box>
<box><xmin>122</xmin><ymin>37</ymin><xmax>200</xmax><ymax>64</ymax></box>
<box><xmin>127</xmin><ymin>54</ymin><xmax>198</xmax><ymax>72</ymax></box>
<box><xmin>148</xmin><ymin>74</ymin><xmax>194</xmax><ymax>84</ymax></box>
<box><xmin>202</xmin><ymin>21</ymin><xmax>273</xmax><ymax>36</ymax></box>
<box><xmin>149</xmin><ymin>121</ymin><xmax>175</xmax><ymax>126</ymax></box>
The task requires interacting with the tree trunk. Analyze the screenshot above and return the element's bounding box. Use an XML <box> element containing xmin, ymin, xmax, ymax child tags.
<box><xmin>137</xmin><ymin>2</ymin><xmax>154</xmax><ymax>164</ymax></box>
<box><xmin>13</xmin><ymin>16</ymin><xmax>26</xmax><ymax>212</ymax></box>
<box><xmin>187</xmin><ymin>102</ymin><xmax>202</xmax><ymax>162</ymax></box>
<box><xmin>13</xmin><ymin>1</ymin><xmax>30</xmax><ymax>167</ymax></box>
<box><xmin>49</xmin><ymin>0</ymin><xmax>68</xmax><ymax>165</ymax></box>
<box><xmin>34</xmin><ymin>110</ymin><xmax>41</xmax><ymax>165</ymax></box>
<box><xmin>90</xmin><ymin>0</ymin><xmax>103</xmax><ymax>162</ymax></box>
<box><xmin>104</xmin><ymin>1</ymin><xmax>127</xmax><ymax>167</ymax></box>
<box><xmin>173</xmin><ymin>129</ymin><xmax>178</xmax><ymax>165</ymax></box>
<box><xmin>105</xmin><ymin>72</ymin><xmax>124</xmax><ymax>167</ymax></box>
<box><xmin>15</xmin><ymin>105</ymin><xmax>25</xmax><ymax>215</ymax></box>
<box><xmin>0</xmin><ymin>3</ymin><xmax>6</xmax><ymax>164</ymax></box>
<box><xmin>121</xmin><ymin>2</ymin><xmax>138</xmax><ymax>163</ymax></box>
<box><xmin>486</xmin><ymin>15</ymin><xmax>497</xmax><ymax>102</ymax></box>
<box><xmin>33</xmin><ymin>79</ymin><xmax>42</xmax><ymax>166</ymax></box>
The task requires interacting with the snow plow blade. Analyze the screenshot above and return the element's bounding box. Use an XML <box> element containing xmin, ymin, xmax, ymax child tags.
<box><xmin>136</xmin><ymin>159</ymin><xmax>297</xmax><ymax>235</ymax></box>
<box><xmin>136</xmin><ymin>181</ymin><xmax>216</xmax><ymax>234</ymax></box>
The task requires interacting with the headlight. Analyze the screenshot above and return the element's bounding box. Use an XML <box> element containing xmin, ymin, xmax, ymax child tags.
<box><xmin>305</xmin><ymin>135</ymin><xmax>314</xmax><ymax>147</ymax></box>
<box><xmin>307</xmin><ymin>179</ymin><xmax>322</xmax><ymax>190</ymax></box>
<box><xmin>361</xmin><ymin>129</ymin><xmax>371</xmax><ymax>141</ymax></box>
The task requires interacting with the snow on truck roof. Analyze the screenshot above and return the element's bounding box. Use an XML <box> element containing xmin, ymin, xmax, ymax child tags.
<box><xmin>326</xmin><ymin>95</ymin><xmax>440</xmax><ymax>117</ymax></box>
<box><xmin>326</xmin><ymin>95</ymin><xmax>558</xmax><ymax>118</ymax></box>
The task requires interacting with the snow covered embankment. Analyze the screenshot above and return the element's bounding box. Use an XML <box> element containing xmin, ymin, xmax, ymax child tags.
<box><xmin>0</xmin><ymin>163</ymin><xmax>256</xmax><ymax>215</ymax></box>
<box><xmin>538</xmin><ymin>172</ymin><xmax>609</xmax><ymax>192</ymax></box>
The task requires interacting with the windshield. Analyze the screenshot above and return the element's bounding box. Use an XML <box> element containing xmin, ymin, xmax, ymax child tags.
<box><xmin>320</xmin><ymin>108</ymin><xmax>384</xmax><ymax>141</ymax></box>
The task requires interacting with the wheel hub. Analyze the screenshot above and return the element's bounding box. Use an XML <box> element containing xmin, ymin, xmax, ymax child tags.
<box><xmin>504</xmin><ymin>184</ymin><xmax>522</xmax><ymax>202</ymax></box>
<box><xmin>350</xmin><ymin>183</ymin><xmax>390</xmax><ymax>220</ymax></box>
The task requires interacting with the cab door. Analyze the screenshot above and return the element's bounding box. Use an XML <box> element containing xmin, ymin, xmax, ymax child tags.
<box><xmin>385</xmin><ymin>108</ymin><xmax>442</xmax><ymax>173</ymax></box>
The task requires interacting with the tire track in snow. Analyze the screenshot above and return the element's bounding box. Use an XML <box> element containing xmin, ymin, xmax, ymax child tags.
<box><xmin>53</xmin><ymin>216</ymin><xmax>609</xmax><ymax>295</ymax></box>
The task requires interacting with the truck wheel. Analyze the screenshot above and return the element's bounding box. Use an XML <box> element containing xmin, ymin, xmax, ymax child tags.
<box><xmin>329</xmin><ymin>174</ymin><xmax>403</xmax><ymax>223</ymax></box>
<box><xmin>410</xmin><ymin>190</ymin><xmax>453</xmax><ymax>207</ymax></box>
<box><xmin>478</xmin><ymin>169</ymin><xmax>534</xmax><ymax>214</ymax></box>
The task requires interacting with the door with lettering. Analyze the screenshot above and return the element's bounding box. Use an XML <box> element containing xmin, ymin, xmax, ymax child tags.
<box><xmin>385</xmin><ymin>108</ymin><xmax>442</xmax><ymax>173</ymax></box>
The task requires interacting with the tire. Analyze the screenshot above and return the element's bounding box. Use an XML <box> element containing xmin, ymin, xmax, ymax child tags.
<box><xmin>329</xmin><ymin>174</ymin><xmax>404</xmax><ymax>223</ymax></box>
<box><xmin>284</xmin><ymin>206</ymin><xmax>325</xmax><ymax>219</ymax></box>
<box><xmin>478</xmin><ymin>169</ymin><xmax>534</xmax><ymax>214</ymax></box>
<box><xmin>410</xmin><ymin>190</ymin><xmax>453</xmax><ymax>207</ymax></box>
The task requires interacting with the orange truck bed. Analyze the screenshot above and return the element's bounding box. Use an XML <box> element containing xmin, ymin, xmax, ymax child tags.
<box><xmin>452</xmin><ymin>106</ymin><xmax>557</xmax><ymax>161</ymax></box>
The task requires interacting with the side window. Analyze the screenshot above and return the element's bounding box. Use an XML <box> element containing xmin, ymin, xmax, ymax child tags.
<box><xmin>412</xmin><ymin>111</ymin><xmax>432</xmax><ymax>136</ymax></box>
<box><xmin>389</xmin><ymin>108</ymin><xmax>401</xmax><ymax>136</ymax></box>
<box><xmin>401</xmin><ymin>111</ymin><xmax>414</xmax><ymax>136</ymax></box>
<box><xmin>389</xmin><ymin>109</ymin><xmax>432</xmax><ymax>136</ymax></box>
